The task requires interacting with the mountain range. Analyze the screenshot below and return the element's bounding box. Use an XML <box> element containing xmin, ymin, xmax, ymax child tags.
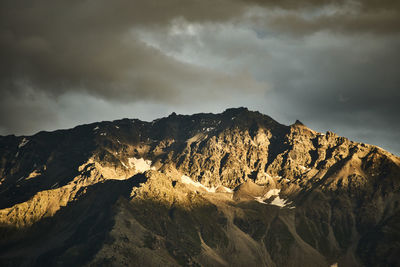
<box><xmin>0</xmin><ymin>107</ymin><xmax>399</xmax><ymax>266</ymax></box>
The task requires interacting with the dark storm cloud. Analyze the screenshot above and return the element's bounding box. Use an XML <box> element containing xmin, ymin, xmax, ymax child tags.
<box><xmin>264</xmin><ymin>11</ymin><xmax>400</xmax><ymax>36</ymax></box>
<box><xmin>249</xmin><ymin>0</ymin><xmax>400</xmax><ymax>12</ymax></box>
<box><xmin>240</xmin><ymin>0</ymin><xmax>400</xmax><ymax>36</ymax></box>
<box><xmin>0</xmin><ymin>0</ymin><xmax>398</xmax><ymax>101</ymax></box>
<box><xmin>0</xmin><ymin>0</ymin><xmax>263</xmax><ymax>102</ymax></box>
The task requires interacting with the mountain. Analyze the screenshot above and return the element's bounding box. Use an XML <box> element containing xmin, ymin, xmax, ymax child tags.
<box><xmin>0</xmin><ymin>107</ymin><xmax>399</xmax><ymax>267</ymax></box>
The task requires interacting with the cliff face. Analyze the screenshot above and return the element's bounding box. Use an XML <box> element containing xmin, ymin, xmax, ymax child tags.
<box><xmin>0</xmin><ymin>108</ymin><xmax>399</xmax><ymax>266</ymax></box>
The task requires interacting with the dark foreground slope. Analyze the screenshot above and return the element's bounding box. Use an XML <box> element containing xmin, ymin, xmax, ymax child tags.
<box><xmin>0</xmin><ymin>108</ymin><xmax>399</xmax><ymax>266</ymax></box>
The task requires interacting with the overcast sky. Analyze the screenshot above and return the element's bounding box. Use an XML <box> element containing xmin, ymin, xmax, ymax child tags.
<box><xmin>0</xmin><ymin>0</ymin><xmax>399</xmax><ymax>155</ymax></box>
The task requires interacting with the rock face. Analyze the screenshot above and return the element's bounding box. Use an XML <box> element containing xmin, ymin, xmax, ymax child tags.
<box><xmin>0</xmin><ymin>107</ymin><xmax>399</xmax><ymax>266</ymax></box>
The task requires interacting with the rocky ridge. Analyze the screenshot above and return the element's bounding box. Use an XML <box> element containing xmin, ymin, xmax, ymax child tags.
<box><xmin>0</xmin><ymin>107</ymin><xmax>399</xmax><ymax>266</ymax></box>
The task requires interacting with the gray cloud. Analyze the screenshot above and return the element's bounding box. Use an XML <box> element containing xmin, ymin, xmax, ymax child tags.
<box><xmin>0</xmin><ymin>0</ymin><xmax>265</xmax><ymax>102</ymax></box>
<box><xmin>263</xmin><ymin>11</ymin><xmax>400</xmax><ymax>36</ymax></box>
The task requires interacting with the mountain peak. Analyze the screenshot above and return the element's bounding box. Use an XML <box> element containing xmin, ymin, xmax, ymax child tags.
<box><xmin>222</xmin><ymin>107</ymin><xmax>249</xmax><ymax>115</ymax></box>
<box><xmin>168</xmin><ymin>112</ymin><xmax>178</xmax><ymax>117</ymax></box>
<box><xmin>293</xmin><ymin>119</ymin><xmax>305</xmax><ymax>126</ymax></box>
<box><xmin>0</xmin><ymin>108</ymin><xmax>399</xmax><ymax>267</ymax></box>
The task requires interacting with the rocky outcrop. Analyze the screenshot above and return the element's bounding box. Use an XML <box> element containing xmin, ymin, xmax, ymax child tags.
<box><xmin>0</xmin><ymin>107</ymin><xmax>399</xmax><ymax>266</ymax></box>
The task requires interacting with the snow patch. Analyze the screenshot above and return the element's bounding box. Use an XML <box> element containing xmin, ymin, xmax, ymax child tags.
<box><xmin>115</xmin><ymin>125</ymin><xmax>119</xmax><ymax>129</ymax></box>
<box><xmin>128</xmin><ymin>158</ymin><xmax>154</xmax><ymax>172</ymax></box>
<box><xmin>18</xmin><ymin>138</ymin><xmax>29</xmax><ymax>148</ymax></box>
<box><xmin>255</xmin><ymin>189</ymin><xmax>280</xmax><ymax>205</ymax></box>
<box><xmin>121</xmin><ymin>161</ymin><xmax>128</xmax><ymax>169</ymax></box>
<box><xmin>100</xmin><ymin>132</ymin><xmax>107</xmax><ymax>136</ymax></box>
<box><xmin>220</xmin><ymin>186</ymin><xmax>233</xmax><ymax>193</ymax></box>
<box><xmin>255</xmin><ymin>189</ymin><xmax>294</xmax><ymax>208</ymax></box>
<box><xmin>93</xmin><ymin>126</ymin><xmax>99</xmax><ymax>131</ymax></box>
<box><xmin>270</xmin><ymin>196</ymin><xmax>289</xmax><ymax>207</ymax></box>
<box><xmin>299</xmin><ymin>165</ymin><xmax>311</xmax><ymax>172</ymax></box>
<box><xmin>181</xmin><ymin>175</ymin><xmax>216</xmax><ymax>193</ymax></box>
<box><xmin>264</xmin><ymin>189</ymin><xmax>280</xmax><ymax>199</ymax></box>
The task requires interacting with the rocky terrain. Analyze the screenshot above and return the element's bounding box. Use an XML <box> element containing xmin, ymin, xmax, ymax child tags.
<box><xmin>0</xmin><ymin>107</ymin><xmax>399</xmax><ymax>266</ymax></box>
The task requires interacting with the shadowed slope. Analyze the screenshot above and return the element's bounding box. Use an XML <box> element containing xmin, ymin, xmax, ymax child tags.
<box><xmin>0</xmin><ymin>108</ymin><xmax>399</xmax><ymax>266</ymax></box>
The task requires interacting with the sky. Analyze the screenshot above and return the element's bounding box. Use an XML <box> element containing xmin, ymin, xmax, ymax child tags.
<box><xmin>0</xmin><ymin>0</ymin><xmax>399</xmax><ymax>155</ymax></box>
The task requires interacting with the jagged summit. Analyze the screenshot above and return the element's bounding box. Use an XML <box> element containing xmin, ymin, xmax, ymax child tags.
<box><xmin>222</xmin><ymin>106</ymin><xmax>249</xmax><ymax>115</ymax></box>
<box><xmin>0</xmin><ymin>108</ymin><xmax>399</xmax><ymax>266</ymax></box>
<box><xmin>293</xmin><ymin>119</ymin><xmax>305</xmax><ymax>126</ymax></box>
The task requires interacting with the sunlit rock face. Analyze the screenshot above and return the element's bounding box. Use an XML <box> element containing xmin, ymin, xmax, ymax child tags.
<box><xmin>0</xmin><ymin>108</ymin><xmax>399</xmax><ymax>266</ymax></box>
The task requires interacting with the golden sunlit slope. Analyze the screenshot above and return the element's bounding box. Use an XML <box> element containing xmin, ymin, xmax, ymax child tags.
<box><xmin>0</xmin><ymin>108</ymin><xmax>399</xmax><ymax>266</ymax></box>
